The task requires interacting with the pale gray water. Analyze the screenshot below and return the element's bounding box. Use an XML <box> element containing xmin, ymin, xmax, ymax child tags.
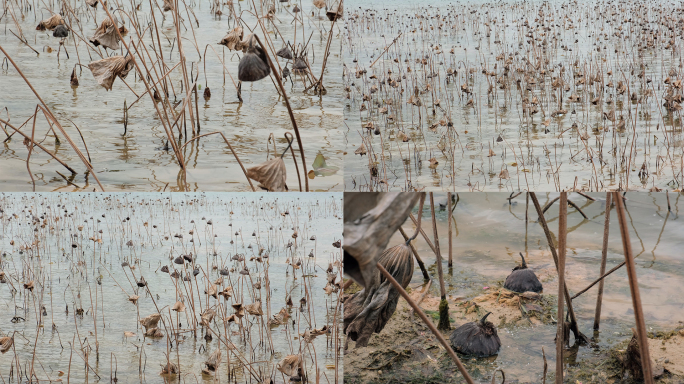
<box><xmin>0</xmin><ymin>192</ymin><xmax>343</xmax><ymax>383</ymax></box>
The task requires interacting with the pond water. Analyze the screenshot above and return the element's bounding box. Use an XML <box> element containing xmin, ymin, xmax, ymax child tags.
<box><xmin>0</xmin><ymin>192</ymin><xmax>343</xmax><ymax>383</ymax></box>
<box><xmin>0</xmin><ymin>0</ymin><xmax>344</xmax><ymax>191</ymax></box>
<box><xmin>343</xmin><ymin>0</ymin><xmax>684</xmax><ymax>191</ymax></box>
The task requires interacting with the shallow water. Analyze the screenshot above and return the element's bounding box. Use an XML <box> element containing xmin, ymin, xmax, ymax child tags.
<box><xmin>0</xmin><ymin>0</ymin><xmax>344</xmax><ymax>191</ymax></box>
<box><xmin>376</xmin><ymin>192</ymin><xmax>684</xmax><ymax>382</ymax></box>
<box><xmin>0</xmin><ymin>192</ymin><xmax>343</xmax><ymax>382</ymax></box>
<box><xmin>343</xmin><ymin>0</ymin><xmax>684</xmax><ymax>191</ymax></box>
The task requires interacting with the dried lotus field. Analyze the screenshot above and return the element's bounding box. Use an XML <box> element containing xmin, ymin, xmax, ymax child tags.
<box><xmin>0</xmin><ymin>0</ymin><xmax>344</xmax><ymax>191</ymax></box>
<box><xmin>0</xmin><ymin>192</ymin><xmax>343</xmax><ymax>383</ymax></box>
<box><xmin>343</xmin><ymin>0</ymin><xmax>684</xmax><ymax>192</ymax></box>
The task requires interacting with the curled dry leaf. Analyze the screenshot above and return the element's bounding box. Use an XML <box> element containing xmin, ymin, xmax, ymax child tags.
<box><xmin>90</xmin><ymin>16</ymin><xmax>120</xmax><ymax>50</ymax></box>
<box><xmin>205</xmin><ymin>284</ymin><xmax>218</xmax><ymax>299</ymax></box>
<box><xmin>276</xmin><ymin>354</ymin><xmax>302</xmax><ymax>376</ymax></box>
<box><xmin>145</xmin><ymin>328</ymin><xmax>164</xmax><ymax>338</ymax></box>
<box><xmin>301</xmin><ymin>325</ymin><xmax>328</xmax><ymax>343</ymax></box>
<box><xmin>140</xmin><ymin>313</ymin><xmax>161</xmax><ymax>331</ymax></box>
<box><xmin>160</xmin><ymin>361</ymin><xmax>178</xmax><ymax>374</ymax></box>
<box><xmin>267</xmin><ymin>307</ymin><xmax>290</xmax><ymax>327</ymax></box>
<box><xmin>0</xmin><ymin>336</ymin><xmax>13</xmax><ymax>354</ymax></box>
<box><xmin>219</xmin><ymin>26</ymin><xmax>244</xmax><ymax>51</ymax></box>
<box><xmin>171</xmin><ymin>301</ymin><xmax>185</xmax><ymax>312</ymax></box>
<box><xmin>36</xmin><ymin>14</ymin><xmax>64</xmax><ymax>31</ymax></box>
<box><xmin>232</xmin><ymin>303</ymin><xmax>245</xmax><ymax>318</ymax></box>
<box><xmin>200</xmin><ymin>308</ymin><xmax>216</xmax><ymax>326</ymax></box>
<box><xmin>326</xmin><ymin>0</ymin><xmax>343</xmax><ymax>21</ymax></box>
<box><xmin>218</xmin><ymin>286</ymin><xmax>233</xmax><ymax>299</ymax></box>
<box><xmin>344</xmin><ymin>243</ymin><xmax>414</xmax><ymax>348</ymax></box>
<box><xmin>204</xmin><ymin>348</ymin><xmax>222</xmax><ymax>372</ymax></box>
<box><xmin>246</xmin><ymin>157</ymin><xmax>288</xmax><ymax>192</ymax></box>
<box><xmin>245</xmin><ymin>300</ymin><xmax>263</xmax><ymax>316</ymax></box>
<box><xmin>88</xmin><ymin>55</ymin><xmax>134</xmax><ymax>91</ymax></box>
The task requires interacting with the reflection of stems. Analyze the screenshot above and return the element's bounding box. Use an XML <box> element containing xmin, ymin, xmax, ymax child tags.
<box><xmin>253</xmin><ymin>34</ymin><xmax>309</xmax><ymax>191</ymax></box>
<box><xmin>284</xmin><ymin>132</ymin><xmax>302</xmax><ymax>192</ymax></box>
<box><xmin>179</xmin><ymin>131</ymin><xmax>255</xmax><ymax>191</ymax></box>
<box><xmin>376</xmin><ymin>263</ymin><xmax>475</xmax><ymax>384</ymax></box>
<box><xmin>0</xmin><ymin>44</ymin><xmax>105</xmax><ymax>191</ymax></box>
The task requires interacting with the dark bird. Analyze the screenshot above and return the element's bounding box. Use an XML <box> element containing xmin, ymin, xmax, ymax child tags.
<box><xmin>238</xmin><ymin>34</ymin><xmax>271</xmax><ymax>82</ymax></box>
<box><xmin>503</xmin><ymin>253</ymin><xmax>543</xmax><ymax>293</ymax></box>
<box><xmin>449</xmin><ymin>312</ymin><xmax>501</xmax><ymax>357</ymax></box>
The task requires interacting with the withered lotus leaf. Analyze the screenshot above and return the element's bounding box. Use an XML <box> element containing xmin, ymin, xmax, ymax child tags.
<box><xmin>449</xmin><ymin>312</ymin><xmax>501</xmax><ymax>357</ymax></box>
<box><xmin>199</xmin><ymin>308</ymin><xmax>215</xmax><ymax>326</ymax></box>
<box><xmin>326</xmin><ymin>0</ymin><xmax>343</xmax><ymax>21</ymax></box>
<box><xmin>204</xmin><ymin>348</ymin><xmax>222</xmax><ymax>371</ymax></box>
<box><xmin>205</xmin><ymin>284</ymin><xmax>218</xmax><ymax>299</ymax></box>
<box><xmin>238</xmin><ymin>35</ymin><xmax>271</xmax><ymax>82</ymax></box>
<box><xmin>89</xmin><ymin>16</ymin><xmax>120</xmax><ymax>50</ymax></box>
<box><xmin>232</xmin><ymin>303</ymin><xmax>245</xmax><ymax>318</ymax></box>
<box><xmin>276</xmin><ymin>354</ymin><xmax>301</xmax><ymax>376</ymax></box>
<box><xmin>292</xmin><ymin>57</ymin><xmax>308</xmax><ymax>75</ymax></box>
<box><xmin>0</xmin><ymin>336</ymin><xmax>13</xmax><ymax>354</ymax></box>
<box><xmin>144</xmin><ymin>327</ymin><xmax>164</xmax><ymax>338</ymax></box>
<box><xmin>245</xmin><ymin>300</ymin><xmax>263</xmax><ymax>316</ymax></box>
<box><xmin>344</xmin><ymin>243</ymin><xmax>414</xmax><ymax>348</ymax></box>
<box><xmin>246</xmin><ymin>157</ymin><xmax>287</xmax><ymax>192</ymax></box>
<box><xmin>219</xmin><ymin>26</ymin><xmax>244</xmax><ymax>51</ymax></box>
<box><xmin>140</xmin><ymin>313</ymin><xmax>161</xmax><ymax>331</ymax></box>
<box><xmin>88</xmin><ymin>55</ymin><xmax>134</xmax><ymax>91</ymax></box>
<box><xmin>171</xmin><ymin>301</ymin><xmax>185</xmax><ymax>312</ymax></box>
<box><xmin>276</xmin><ymin>46</ymin><xmax>293</xmax><ymax>60</ymax></box>
<box><xmin>36</xmin><ymin>14</ymin><xmax>64</xmax><ymax>31</ymax></box>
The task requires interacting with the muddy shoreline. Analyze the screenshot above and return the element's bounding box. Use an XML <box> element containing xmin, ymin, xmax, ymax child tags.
<box><xmin>344</xmin><ymin>277</ymin><xmax>684</xmax><ymax>383</ymax></box>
